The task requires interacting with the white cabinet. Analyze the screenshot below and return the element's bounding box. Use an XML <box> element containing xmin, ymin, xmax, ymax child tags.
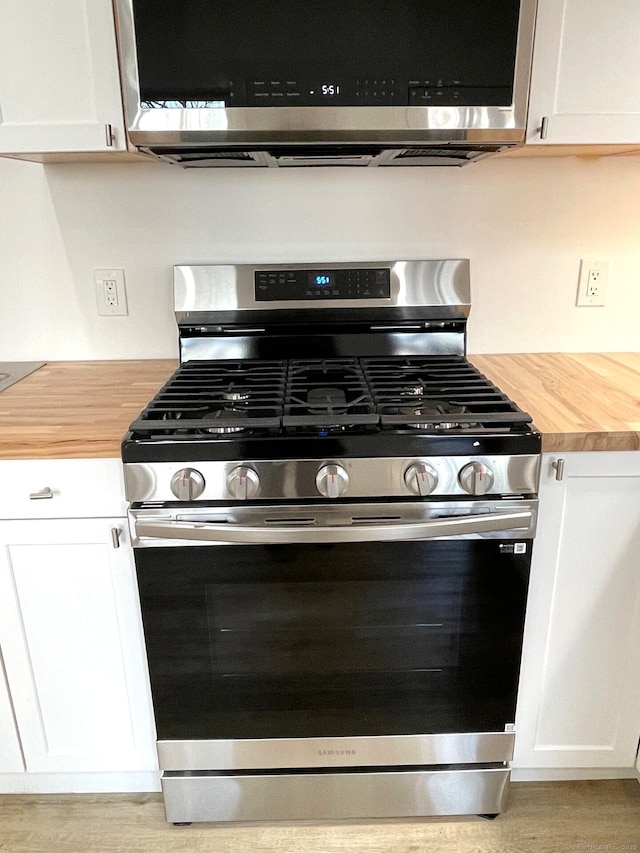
<box><xmin>0</xmin><ymin>649</ymin><xmax>24</xmax><ymax>773</ymax></box>
<box><xmin>0</xmin><ymin>459</ymin><xmax>158</xmax><ymax>792</ymax></box>
<box><xmin>0</xmin><ymin>0</ymin><xmax>127</xmax><ymax>155</ymax></box>
<box><xmin>514</xmin><ymin>452</ymin><xmax>640</xmax><ymax>776</ymax></box>
<box><xmin>527</xmin><ymin>0</ymin><xmax>640</xmax><ymax>145</ymax></box>
<box><xmin>0</xmin><ymin>518</ymin><xmax>156</xmax><ymax>775</ymax></box>
<box><xmin>0</xmin><ymin>459</ymin><xmax>129</xmax><ymax>520</ymax></box>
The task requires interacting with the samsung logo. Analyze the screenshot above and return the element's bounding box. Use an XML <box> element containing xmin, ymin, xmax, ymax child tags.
<box><xmin>318</xmin><ymin>749</ymin><xmax>357</xmax><ymax>756</ymax></box>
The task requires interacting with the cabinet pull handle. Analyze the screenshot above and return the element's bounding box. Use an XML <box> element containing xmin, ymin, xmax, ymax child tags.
<box><xmin>540</xmin><ymin>116</ymin><xmax>549</xmax><ymax>140</ymax></box>
<box><xmin>552</xmin><ymin>458</ymin><xmax>565</xmax><ymax>481</ymax></box>
<box><xmin>29</xmin><ymin>487</ymin><xmax>53</xmax><ymax>500</ymax></box>
<box><xmin>105</xmin><ymin>123</ymin><xmax>114</xmax><ymax>148</ymax></box>
<box><xmin>111</xmin><ymin>528</ymin><xmax>121</xmax><ymax>549</ymax></box>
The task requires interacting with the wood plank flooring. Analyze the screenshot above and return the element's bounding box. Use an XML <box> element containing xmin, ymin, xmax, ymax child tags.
<box><xmin>0</xmin><ymin>781</ymin><xmax>639</xmax><ymax>853</ymax></box>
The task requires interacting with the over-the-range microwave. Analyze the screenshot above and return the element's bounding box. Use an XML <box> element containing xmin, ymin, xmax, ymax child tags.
<box><xmin>114</xmin><ymin>0</ymin><xmax>537</xmax><ymax>168</ymax></box>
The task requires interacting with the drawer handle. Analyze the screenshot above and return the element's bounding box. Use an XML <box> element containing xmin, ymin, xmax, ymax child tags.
<box><xmin>29</xmin><ymin>487</ymin><xmax>54</xmax><ymax>500</ymax></box>
<box><xmin>540</xmin><ymin>115</ymin><xmax>549</xmax><ymax>140</ymax></box>
<box><xmin>552</xmin><ymin>458</ymin><xmax>565</xmax><ymax>481</ymax></box>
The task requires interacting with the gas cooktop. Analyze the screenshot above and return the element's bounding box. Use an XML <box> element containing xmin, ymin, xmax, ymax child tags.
<box><xmin>123</xmin><ymin>355</ymin><xmax>540</xmax><ymax>468</ymax></box>
<box><xmin>126</xmin><ymin>355</ymin><xmax>532</xmax><ymax>438</ymax></box>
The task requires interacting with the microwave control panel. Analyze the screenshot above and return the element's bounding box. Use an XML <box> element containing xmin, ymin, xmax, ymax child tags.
<box><xmin>141</xmin><ymin>79</ymin><xmax>511</xmax><ymax>109</ymax></box>
<box><xmin>247</xmin><ymin>78</ymin><xmax>510</xmax><ymax>107</ymax></box>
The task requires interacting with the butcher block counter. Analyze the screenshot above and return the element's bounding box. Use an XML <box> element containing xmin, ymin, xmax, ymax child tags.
<box><xmin>472</xmin><ymin>352</ymin><xmax>640</xmax><ymax>452</ymax></box>
<box><xmin>0</xmin><ymin>360</ymin><xmax>177</xmax><ymax>460</ymax></box>
<box><xmin>0</xmin><ymin>354</ymin><xmax>638</xmax><ymax>459</ymax></box>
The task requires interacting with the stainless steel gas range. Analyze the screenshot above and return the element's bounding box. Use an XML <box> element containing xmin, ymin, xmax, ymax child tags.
<box><xmin>123</xmin><ymin>260</ymin><xmax>541</xmax><ymax>824</ymax></box>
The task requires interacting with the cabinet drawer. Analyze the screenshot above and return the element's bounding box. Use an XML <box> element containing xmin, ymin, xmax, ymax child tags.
<box><xmin>0</xmin><ymin>459</ymin><xmax>127</xmax><ymax>519</ymax></box>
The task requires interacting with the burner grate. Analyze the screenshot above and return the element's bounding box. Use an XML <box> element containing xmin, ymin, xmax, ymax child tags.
<box><xmin>362</xmin><ymin>357</ymin><xmax>532</xmax><ymax>427</ymax></box>
<box><xmin>283</xmin><ymin>359</ymin><xmax>378</xmax><ymax>428</ymax></box>
<box><xmin>128</xmin><ymin>360</ymin><xmax>287</xmax><ymax>434</ymax></box>
<box><xmin>127</xmin><ymin>356</ymin><xmax>533</xmax><ymax>439</ymax></box>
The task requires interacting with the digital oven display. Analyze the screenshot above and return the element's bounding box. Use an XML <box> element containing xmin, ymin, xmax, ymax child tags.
<box><xmin>309</xmin><ymin>272</ymin><xmax>334</xmax><ymax>288</ymax></box>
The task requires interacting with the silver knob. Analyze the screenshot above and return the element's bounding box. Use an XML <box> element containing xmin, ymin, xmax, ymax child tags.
<box><xmin>226</xmin><ymin>466</ymin><xmax>260</xmax><ymax>500</ymax></box>
<box><xmin>316</xmin><ymin>464</ymin><xmax>349</xmax><ymax>499</ymax></box>
<box><xmin>170</xmin><ymin>468</ymin><xmax>206</xmax><ymax>500</ymax></box>
<box><xmin>458</xmin><ymin>461</ymin><xmax>495</xmax><ymax>496</ymax></box>
<box><xmin>404</xmin><ymin>462</ymin><xmax>438</xmax><ymax>496</ymax></box>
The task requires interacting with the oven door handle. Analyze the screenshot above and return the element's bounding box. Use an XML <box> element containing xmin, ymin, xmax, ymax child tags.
<box><xmin>134</xmin><ymin>510</ymin><xmax>534</xmax><ymax>545</ymax></box>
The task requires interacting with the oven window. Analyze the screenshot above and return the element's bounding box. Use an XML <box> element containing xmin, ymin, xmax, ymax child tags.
<box><xmin>136</xmin><ymin>541</ymin><xmax>529</xmax><ymax>740</ymax></box>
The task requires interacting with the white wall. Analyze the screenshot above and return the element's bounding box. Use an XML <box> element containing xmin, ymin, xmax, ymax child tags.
<box><xmin>1</xmin><ymin>152</ymin><xmax>640</xmax><ymax>360</ymax></box>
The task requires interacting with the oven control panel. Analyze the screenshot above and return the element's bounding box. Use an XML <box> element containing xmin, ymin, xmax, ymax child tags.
<box><xmin>255</xmin><ymin>268</ymin><xmax>391</xmax><ymax>301</ymax></box>
<box><xmin>125</xmin><ymin>455</ymin><xmax>540</xmax><ymax>504</ymax></box>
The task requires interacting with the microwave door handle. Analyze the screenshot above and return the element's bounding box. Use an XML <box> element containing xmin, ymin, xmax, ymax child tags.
<box><xmin>134</xmin><ymin>510</ymin><xmax>534</xmax><ymax>545</ymax></box>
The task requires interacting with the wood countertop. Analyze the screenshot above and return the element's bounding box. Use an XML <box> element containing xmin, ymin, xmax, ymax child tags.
<box><xmin>0</xmin><ymin>360</ymin><xmax>177</xmax><ymax>460</ymax></box>
<box><xmin>0</xmin><ymin>354</ymin><xmax>637</xmax><ymax>459</ymax></box>
<box><xmin>471</xmin><ymin>353</ymin><xmax>640</xmax><ymax>452</ymax></box>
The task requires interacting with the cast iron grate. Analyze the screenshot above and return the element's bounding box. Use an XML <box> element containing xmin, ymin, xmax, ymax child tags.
<box><xmin>127</xmin><ymin>356</ymin><xmax>533</xmax><ymax>438</ymax></box>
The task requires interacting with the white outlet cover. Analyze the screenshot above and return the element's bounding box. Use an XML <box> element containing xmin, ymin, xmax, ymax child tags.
<box><xmin>576</xmin><ymin>259</ymin><xmax>609</xmax><ymax>307</ymax></box>
<box><xmin>94</xmin><ymin>269</ymin><xmax>128</xmax><ymax>316</ymax></box>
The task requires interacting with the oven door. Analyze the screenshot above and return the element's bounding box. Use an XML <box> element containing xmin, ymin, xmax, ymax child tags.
<box><xmin>131</xmin><ymin>499</ymin><xmax>536</xmax><ymax>772</ymax></box>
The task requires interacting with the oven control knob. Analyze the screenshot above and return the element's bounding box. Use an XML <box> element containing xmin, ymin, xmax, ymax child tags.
<box><xmin>170</xmin><ymin>468</ymin><xmax>206</xmax><ymax>501</ymax></box>
<box><xmin>404</xmin><ymin>462</ymin><xmax>438</xmax><ymax>496</ymax></box>
<box><xmin>458</xmin><ymin>461</ymin><xmax>495</xmax><ymax>495</ymax></box>
<box><xmin>226</xmin><ymin>466</ymin><xmax>260</xmax><ymax>500</ymax></box>
<box><xmin>316</xmin><ymin>464</ymin><xmax>349</xmax><ymax>499</ymax></box>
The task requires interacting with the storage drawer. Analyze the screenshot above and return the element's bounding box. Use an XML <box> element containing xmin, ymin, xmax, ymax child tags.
<box><xmin>0</xmin><ymin>459</ymin><xmax>127</xmax><ymax>519</ymax></box>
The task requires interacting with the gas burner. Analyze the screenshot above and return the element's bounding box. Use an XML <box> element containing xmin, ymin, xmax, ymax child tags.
<box><xmin>283</xmin><ymin>361</ymin><xmax>377</xmax><ymax>430</ymax></box>
<box><xmin>200</xmin><ymin>408</ymin><xmax>249</xmax><ymax>434</ymax></box>
<box><xmin>394</xmin><ymin>400</ymin><xmax>468</xmax><ymax>431</ymax></box>
<box><xmin>222</xmin><ymin>387</ymin><xmax>251</xmax><ymax>403</ymax></box>
<box><xmin>306</xmin><ymin>387</ymin><xmax>348</xmax><ymax>414</ymax></box>
<box><xmin>412</xmin><ymin>420</ymin><xmax>461</xmax><ymax>431</ymax></box>
<box><xmin>400</xmin><ymin>385</ymin><xmax>426</xmax><ymax>397</ymax></box>
<box><xmin>397</xmin><ymin>417</ymin><xmax>460</xmax><ymax>431</ymax></box>
<box><xmin>399</xmin><ymin>401</ymin><xmax>468</xmax><ymax>417</ymax></box>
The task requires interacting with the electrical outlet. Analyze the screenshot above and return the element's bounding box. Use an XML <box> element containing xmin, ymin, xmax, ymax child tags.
<box><xmin>95</xmin><ymin>269</ymin><xmax>128</xmax><ymax>316</ymax></box>
<box><xmin>576</xmin><ymin>259</ymin><xmax>609</xmax><ymax>307</ymax></box>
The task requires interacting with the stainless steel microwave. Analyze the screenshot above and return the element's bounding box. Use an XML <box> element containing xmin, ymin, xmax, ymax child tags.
<box><xmin>114</xmin><ymin>0</ymin><xmax>537</xmax><ymax>167</ymax></box>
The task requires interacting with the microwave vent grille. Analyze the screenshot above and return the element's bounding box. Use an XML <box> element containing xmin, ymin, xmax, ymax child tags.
<box><xmin>144</xmin><ymin>145</ymin><xmax>503</xmax><ymax>168</ymax></box>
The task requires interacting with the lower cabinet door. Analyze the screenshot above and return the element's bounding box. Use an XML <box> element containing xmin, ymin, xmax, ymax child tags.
<box><xmin>0</xmin><ymin>648</ymin><xmax>24</xmax><ymax>772</ymax></box>
<box><xmin>0</xmin><ymin>518</ymin><xmax>156</xmax><ymax>774</ymax></box>
<box><xmin>514</xmin><ymin>452</ymin><xmax>640</xmax><ymax>771</ymax></box>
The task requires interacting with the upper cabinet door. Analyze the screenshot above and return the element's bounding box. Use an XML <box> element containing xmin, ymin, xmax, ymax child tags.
<box><xmin>0</xmin><ymin>0</ymin><xmax>126</xmax><ymax>153</ymax></box>
<box><xmin>527</xmin><ymin>0</ymin><xmax>640</xmax><ymax>144</ymax></box>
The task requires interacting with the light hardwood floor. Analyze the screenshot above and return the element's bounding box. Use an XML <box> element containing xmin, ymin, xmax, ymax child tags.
<box><xmin>0</xmin><ymin>781</ymin><xmax>639</xmax><ymax>853</ymax></box>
